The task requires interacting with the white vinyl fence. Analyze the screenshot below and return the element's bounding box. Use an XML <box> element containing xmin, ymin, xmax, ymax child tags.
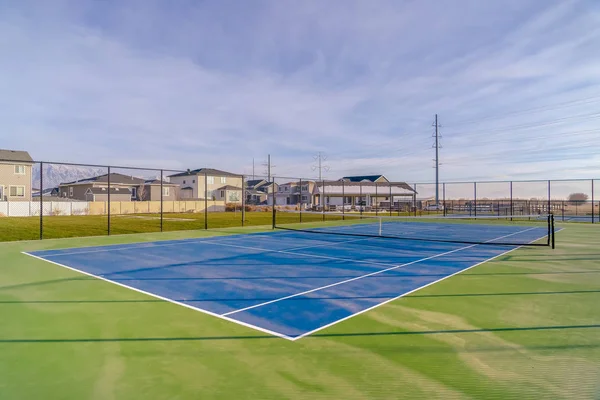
<box><xmin>0</xmin><ymin>201</ymin><xmax>90</xmax><ymax>217</ymax></box>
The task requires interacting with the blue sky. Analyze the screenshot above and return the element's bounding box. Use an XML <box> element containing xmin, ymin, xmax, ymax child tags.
<box><xmin>1</xmin><ymin>0</ymin><xmax>599</xmax><ymax>183</ymax></box>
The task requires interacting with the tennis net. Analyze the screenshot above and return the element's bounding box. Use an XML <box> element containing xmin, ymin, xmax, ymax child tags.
<box><xmin>274</xmin><ymin>210</ymin><xmax>556</xmax><ymax>248</ymax></box>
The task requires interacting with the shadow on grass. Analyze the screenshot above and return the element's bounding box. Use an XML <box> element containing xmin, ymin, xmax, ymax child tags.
<box><xmin>1</xmin><ymin>289</ymin><xmax>599</xmax><ymax>305</ymax></box>
<box><xmin>1</xmin><ymin>324</ymin><xmax>599</xmax><ymax>343</ymax></box>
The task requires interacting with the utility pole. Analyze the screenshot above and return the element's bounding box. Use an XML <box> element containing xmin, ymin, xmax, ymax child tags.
<box><xmin>312</xmin><ymin>152</ymin><xmax>330</xmax><ymax>180</ymax></box>
<box><xmin>433</xmin><ymin>114</ymin><xmax>442</xmax><ymax>205</ymax></box>
<box><xmin>262</xmin><ymin>154</ymin><xmax>275</xmax><ymax>182</ymax></box>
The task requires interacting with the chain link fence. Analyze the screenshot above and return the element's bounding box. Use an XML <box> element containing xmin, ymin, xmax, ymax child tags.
<box><xmin>0</xmin><ymin>157</ymin><xmax>597</xmax><ymax>242</ymax></box>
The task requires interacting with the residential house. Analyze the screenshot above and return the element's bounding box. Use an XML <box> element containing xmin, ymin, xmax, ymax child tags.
<box><xmin>312</xmin><ymin>181</ymin><xmax>416</xmax><ymax>211</ymax></box>
<box><xmin>246</xmin><ymin>179</ymin><xmax>277</xmax><ymax>205</ymax></box>
<box><xmin>59</xmin><ymin>173</ymin><xmax>179</xmax><ymax>201</ymax></box>
<box><xmin>275</xmin><ymin>181</ymin><xmax>316</xmax><ymax>207</ymax></box>
<box><xmin>169</xmin><ymin>168</ymin><xmax>243</xmax><ymax>203</ymax></box>
<box><xmin>0</xmin><ymin>149</ymin><xmax>34</xmax><ymax>202</ymax></box>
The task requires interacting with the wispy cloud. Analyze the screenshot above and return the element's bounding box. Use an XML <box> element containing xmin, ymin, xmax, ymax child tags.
<box><xmin>0</xmin><ymin>0</ymin><xmax>599</xmax><ymax>182</ymax></box>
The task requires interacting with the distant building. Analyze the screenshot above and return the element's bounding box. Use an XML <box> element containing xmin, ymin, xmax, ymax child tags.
<box><xmin>59</xmin><ymin>173</ymin><xmax>179</xmax><ymax>201</ymax></box>
<box><xmin>169</xmin><ymin>168</ymin><xmax>243</xmax><ymax>203</ymax></box>
<box><xmin>0</xmin><ymin>149</ymin><xmax>34</xmax><ymax>202</ymax></box>
<box><xmin>340</xmin><ymin>175</ymin><xmax>389</xmax><ymax>183</ymax></box>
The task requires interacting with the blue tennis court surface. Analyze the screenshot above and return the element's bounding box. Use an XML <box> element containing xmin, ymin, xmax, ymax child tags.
<box><xmin>25</xmin><ymin>221</ymin><xmax>550</xmax><ymax>340</ymax></box>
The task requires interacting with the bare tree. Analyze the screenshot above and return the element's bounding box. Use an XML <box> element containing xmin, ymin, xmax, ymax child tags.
<box><xmin>136</xmin><ymin>184</ymin><xmax>147</xmax><ymax>201</ymax></box>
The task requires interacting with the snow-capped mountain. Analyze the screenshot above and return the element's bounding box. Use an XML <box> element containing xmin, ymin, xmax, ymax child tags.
<box><xmin>32</xmin><ymin>164</ymin><xmax>163</xmax><ymax>189</ymax></box>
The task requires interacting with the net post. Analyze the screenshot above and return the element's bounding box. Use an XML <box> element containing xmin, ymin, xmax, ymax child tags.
<box><xmin>551</xmin><ymin>214</ymin><xmax>555</xmax><ymax>249</ymax></box>
<box><xmin>547</xmin><ymin>214</ymin><xmax>551</xmax><ymax>246</ymax></box>
<box><xmin>160</xmin><ymin>170</ymin><xmax>164</xmax><ymax>232</ymax></box>
<box><xmin>204</xmin><ymin>172</ymin><xmax>208</xmax><ymax>230</ymax></box>
<box><xmin>241</xmin><ymin>175</ymin><xmax>245</xmax><ymax>227</ymax></box>
<box><xmin>107</xmin><ymin>166</ymin><xmax>111</xmax><ymax>236</ymax></box>
<box><xmin>39</xmin><ymin>161</ymin><xmax>43</xmax><ymax>240</ymax></box>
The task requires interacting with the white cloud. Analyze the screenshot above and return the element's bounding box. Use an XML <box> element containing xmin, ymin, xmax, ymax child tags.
<box><xmin>0</xmin><ymin>0</ymin><xmax>599</xmax><ymax>184</ymax></box>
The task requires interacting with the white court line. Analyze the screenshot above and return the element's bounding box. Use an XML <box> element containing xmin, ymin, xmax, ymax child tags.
<box><xmin>223</xmin><ymin>227</ymin><xmax>538</xmax><ymax>317</ymax></box>
<box><xmin>21</xmin><ymin>251</ymin><xmax>297</xmax><ymax>341</ymax></box>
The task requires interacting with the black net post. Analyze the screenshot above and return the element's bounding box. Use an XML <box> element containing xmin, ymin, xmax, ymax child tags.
<box><xmin>107</xmin><ymin>166</ymin><xmax>111</xmax><ymax>235</ymax></box>
<box><xmin>39</xmin><ymin>161</ymin><xmax>43</xmax><ymax>240</ymax></box>
<box><xmin>241</xmin><ymin>175</ymin><xmax>245</xmax><ymax>227</ymax></box>
<box><xmin>160</xmin><ymin>170</ymin><xmax>164</xmax><ymax>232</ymax></box>
<box><xmin>551</xmin><ymin>214</ymin><xmax>555</xmax><ymax>249</ymax></box>
<box><xmin>204</xmin><ymin>172</ymin><xmax>208</xmax><ymax>230</ymax></box>
<box><xmin>413</xmin><ymin>183</ymin><xmax>417</xmax><ymax>216</ymax></box>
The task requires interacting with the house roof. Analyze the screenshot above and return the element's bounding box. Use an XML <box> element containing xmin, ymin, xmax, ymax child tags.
<box><xmin>217</xmin><ymin>185</ymin><xmax>243</xmax><ymax>191</ymax></box>
<box><xmin>246</xmin><ymin>189</ymin><xmax>267</xmax><ymax>195</ymax></box>
<box><xmin>168</xmin><ymin>168</ymin><xmax>240</xmax><ymax>178</ymax></box>
<box><xmin>340</xmin><ymin>175</ymin><xmax>387</xmax><ymax>182</ymax></box>
<box><xmin>62</xmin><ymin>173</ymin><xmax>146</xmax><ymax>186</ymax></box>
<box><xmin>315</xmin><ymin>181</ymin><xmax>416</xmax><ymax>194</ymax></box>
<box><xmin>246</xmin><ymin>179</ymin><xmax>267</xmax><ymax>188</ymax></box>
<box><xmin>86</xmin><ymin>187</ymin><xmax>132</xmax><ymax>195</ymax></box>
<box><xmin>0</xmin><ymin>149</ymin><xmax>34</xmax><ymax>163</ymax></box>
<box><xmin>144</xmin><ymin>179</ymin><xmax>178</xmax><ymax>186</ymax></box>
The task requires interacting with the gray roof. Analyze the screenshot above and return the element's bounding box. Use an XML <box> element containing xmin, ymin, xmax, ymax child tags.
<box><xmin>217</xmin><ymin>185</ymin><xmax>243</xmax><ymax>191</ymax></box>
<box><xmin>0</xmin><ymin>149</ymin><xmax>34</xmax><ymax>163</ymax></box>
<box><xmin>168</xmin><ymin>168</ymin><xmax>240</xmax><ymax>178</ymax></box>
<box><xmin>144</xmin><ymin>179</ymin><xmax>178</xmax><ymax>186</ymax></box>
<box><xmin>62</xmin><ymin>173</ymin><xmax>145</xmax><ymax>186</ymax></box>
<box><xmin>86</xmin><ymin>187</ymin><xmax>131</xmax><ymax>195</ymax></box>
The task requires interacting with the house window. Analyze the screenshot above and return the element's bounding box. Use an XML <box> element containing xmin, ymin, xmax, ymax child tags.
<box><xmin>278</xmin><ymin>187</ymin><xmax>283</xmax><ymax>192</ymax></box>
<box><xmin>301</xmin><ymin>195</ymin><xmax>307</xmax><ymax>201</ymax></box>
<box><xmin>302</xmin><ymin>185</ymin><xmax>308</xmax><ymax>192</ymax></box>
<box><xmin>131</xmin><ymin>187</ymin><xmax>137</xmax><ymax>199</ymax></box>
<box><xmin>220</xmin><ymin>190</ymin><xmax>225</xmax><ymax>198</ymax></box>
<box><xmin>207</xmin><ymin>176</ymin><xmax>215</xmax><ymax>184</ymax></box>
<box><xmin>192</xmin><ymin>179</ymin><xmax>195</xmax><ymax>183</ymax></box>
<box><xmin>69</xmin><ymin>187</ymin><xmax>73</xmax><ymax>197</ymax></box>
<box><xmin>163</xmin><ymin>187</ymin><xmax>170</xmax><ymax>196</ymax></box>
<box><xmin>14</xmin><ymin>165</ymin><xmax>26</xmax><ymax>175</ymax></box>
<box><xmin>220</xmin><ymin>177</ymin><xmax>227</xmax><ymax>184</ymax></box>
<box><xmin>326</xmin><ymin>196</ymin><xmax>330</xmax><ymax>204</ymax></box>
<box><xmin>183</xmin><ymin>180</ymin><xmax>186</xmax><ymax>184</ymax></box>
<box><xmin>9</xmin><ymin>186</ymin><xmax>25</xmax><ymax>197</ymax></box>
<box><xmin>284</xmin><ymin>186</ymin><xmax>289</xmax><ymax>192</ymax></box>
<box><xmin>344</xmin><ymin>196</ymin><xmax>351</xmax><ymax>204</ymax></box>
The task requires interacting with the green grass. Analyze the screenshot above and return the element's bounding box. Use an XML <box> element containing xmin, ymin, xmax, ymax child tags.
<box><xmin>0</xmin><ymin>223</ymin><xmax>599</xmax><ymax>399</ymax></box>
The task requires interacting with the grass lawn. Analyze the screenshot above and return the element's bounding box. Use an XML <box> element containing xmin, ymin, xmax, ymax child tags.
<box><xmin>0</xmin><ymin>222</ymin><xmax>599</xmax><ymax>399</ymax></box>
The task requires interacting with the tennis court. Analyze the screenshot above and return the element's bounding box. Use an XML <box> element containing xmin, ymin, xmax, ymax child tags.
<box><xmin>24</xmin><ymin>215</ymin><xmax>554</xmax><ymax>340</ymax></box>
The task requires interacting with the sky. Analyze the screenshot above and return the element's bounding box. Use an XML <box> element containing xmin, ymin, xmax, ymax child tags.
<box><xmin>1</xmin><ymin>0</ymin><xmax>600</xmax><ymax>184</ymax></box>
